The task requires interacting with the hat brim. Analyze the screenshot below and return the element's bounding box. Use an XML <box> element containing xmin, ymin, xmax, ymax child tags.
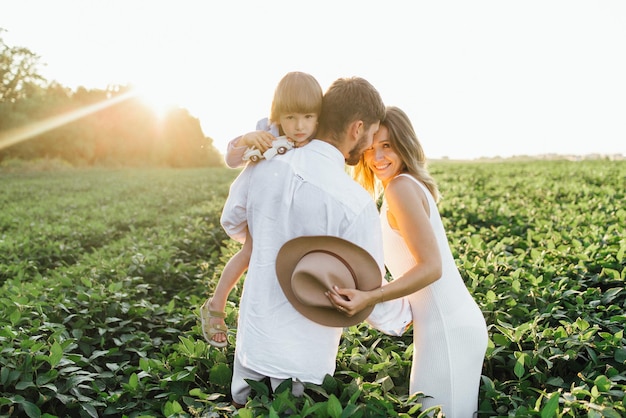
<box><xmin>276</xmin><ymin>236</ymin><xmax>380</xmax><ymax>327</ymax></box>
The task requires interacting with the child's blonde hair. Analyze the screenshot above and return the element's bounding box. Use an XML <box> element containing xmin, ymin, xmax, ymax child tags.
<box><xmin>269</xmin><ymin>72</ymin><xmax>323</xmax><ymax>124</ymax></box>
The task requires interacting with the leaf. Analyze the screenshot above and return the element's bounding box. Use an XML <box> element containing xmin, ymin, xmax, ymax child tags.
<box><xmin>9</xmin><ymin>309</ymin><xmax>21</xmax><ymax>326</ymax></box>
<box><xmin>15</xmin><ymin>380</ymin><xmax>36</xmax><ymax>390</ymax></box>
<box><xmin>178</xmin><ymin>336</ymin><xmax>196</xmax><ymax>356</ymax></box>
<box><xmin>540</xmin><ymin>392</ymin><xmax>559</xmax><ymax>418</ymax></box>
<box><xmin>593</xmin><ymin>375</ymin><xmax>611</xmax><ymax>392</ymax></box>
<box><xmin>16</xmin><ymin>399</ymin><xmax>41</xmax><ymax>418</ymax></box>
<box><xmin>514</xmin><ymin>353</ymin><xmax>526</xmax><ymax>379</ymax></box>
<box><xmin>546</xmin><ymin>377</ymin><xmax>564</xmax><ymax>387</ymax></box>
<box><xmin>602</xmin><ymin>287</ymin><xmax>623</xmax><ymax>304</ymax></box>
<box><xmin>0</xmin><ymin>368</ymin><xmax>9</xmax><ymax>386</ymax></box>
<box><xmin>245</xmin><ymin>379</ymin><xmax>270</xmax><ymax>397</ymax></box>
<box><xmin>236</xmin><ymin>409</ymin><xmax>254</xmax><ymax>418</ymax></box>
<box><xmin>340</xmin><ymin>404</ymin><xmax>360</xmax><ymax>418</ymax></box>
<box><xmin>273</xmin><ymin>378</ymin><xmax>293</xmax><ymax>395</ymax></box>
<box><xmin>48</xmin><ymin>341</ymin><xmax>63</xmax><ymax>367</ymax></box>
<box><xmin>80</xmin><ymin>403</ymin><xmax>99</xmax><ymax>418</ymax></box>
<box><xmin>128</xmin><ymin>373</ymin><xmax>139</xmax><ymax>390</ymax></box>
<box><xmin>601</xmin><ymin>268</ymin><xmax>620</xmax><ymax>280</ymax></box>
<box><xmin>163</xmin><ymin>400</ymin><xmax>183</xmax><ymax>416</ymax></box>
<box><xmin>35</xmin><ymin>372</ymin><xmax>57</xmax><ymax>386</ymax></box>
<box><xmin>53</xmin><ymin>393</ymin><xmax>74</xmax><ymax>404</ymax></box>
<box><xmin>600</xmin><ymin>408</ymin><xmax>624</xmax><ymax>418</ymax></box>
<box><xmin>139</xmin><ymin>357</ymin><xmax>151</xmax><ymax>372</ymax></box>
<box><xmin>376</xmin><ymin>375</ymin><xmax>395</xmax><ymax>392</ymax></box>
<box><xmin>108</xmin><ymin>281</ymin><xmax>123</xmax><ymax>292</ymax></box>
<box><xmin>327</xmin><ymin>394</ymin><xmax>343</xmax><ymax>418</ymax></box>
<box><xmin>321</xmin><ymin>374</ymin><xmax>338</xmax><ymax>393</ymax></box>
<box><xmin>188</xmin><ymin>388</ymin><xmax>205</xmax><ymax>399</ymax></box>
<box><xmin>574</xmin><ymin>317</ymin><xmax>590</xmax><ymax>331</ymax></box>
<box><xmin>268</xmin><ymin>407</ymin><xmax>280</xmax><ymax>418</ymax></box>
<box><xmin>88</xmin><ymin>350</ymin><xmax>111</xmax><ymax>361</ymax></box>
<box><xmin>209</xmin><ymin>363</ymin><xmax>232</xmax><ymax>387</ymax></box>
<box><xmin>617</xmin><ymin>245</ymin><xmax>625</xmax><ymax>263</ymax></box>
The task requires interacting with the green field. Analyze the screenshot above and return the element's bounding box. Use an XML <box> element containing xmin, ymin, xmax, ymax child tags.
<box><xmin>1</xmin><ymin>161</ymin><xmax>624</xmax><ymax>417</ymax></box>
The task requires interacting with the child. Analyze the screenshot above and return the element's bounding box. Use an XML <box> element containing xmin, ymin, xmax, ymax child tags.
<box><xmin>200</xmin><ymin>71</ymin><xmax>323</xmax><ymax>347</ymax></box>
<box><xmin>224</xmin><ymin>71</ymin><xmax>323</xmax><ymax>168</ymax></box>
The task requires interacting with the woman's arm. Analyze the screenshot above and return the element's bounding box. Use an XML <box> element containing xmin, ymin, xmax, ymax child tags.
<box><xmin>327</xmin><ymin>176</ymin><xmax>442</xmax><ymax>316</ymax></box>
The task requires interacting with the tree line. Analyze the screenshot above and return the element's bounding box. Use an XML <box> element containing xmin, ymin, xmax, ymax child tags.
<box><xmin>0</xmin><ymin>28</ymin><xmax>224</xmax><ymax>168</ymax></box>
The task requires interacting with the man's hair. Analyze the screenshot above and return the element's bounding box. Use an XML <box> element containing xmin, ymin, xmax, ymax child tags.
<box><xmin>316</xmin><ymin>77</ymin><xmax>385</xmax><ymax>143</ymax></box>
<box><xmin>269</xmin><ymin>72</ymin><xmax>323</xmax><ymax>124</ymax></box>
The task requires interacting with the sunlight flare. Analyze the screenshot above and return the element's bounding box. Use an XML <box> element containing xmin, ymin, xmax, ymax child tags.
<box><xmin>131</xmin><ymin>81</ymin><xmax>180</xmax><ymax>119</ymax></box>
<box><xmin>0</xmin><ymin>91</ymin><xmax>135</xmax><ymax>152</ymax></box>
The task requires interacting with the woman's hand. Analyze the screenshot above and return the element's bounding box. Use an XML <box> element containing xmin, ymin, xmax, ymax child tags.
<box><xmin>240</xmin><ymin>131</ymin><xmax>275</xmax><ymax>153</ymax></box>
<box><xmin>326</xmin><ymin>286</ymin><xmax>377</xmax><ymax>317</ymax></box>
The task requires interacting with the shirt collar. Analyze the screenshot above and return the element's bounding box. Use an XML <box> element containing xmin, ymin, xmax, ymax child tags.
<box><xmin>307</xmin><ymin>139</ymin><xmax>345</xmax><ymax>166</ymax></box>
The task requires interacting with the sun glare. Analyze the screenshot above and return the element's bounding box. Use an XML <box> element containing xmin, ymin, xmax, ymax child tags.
<box><xmin>0</xmin><ymin>92</ymin><xmax>135</xmax><ymax>152</ymax></box>
<box><xmin>132</xmin><ymin>81</ymin><xmax>180</xmax><ymax>119</ymax></box>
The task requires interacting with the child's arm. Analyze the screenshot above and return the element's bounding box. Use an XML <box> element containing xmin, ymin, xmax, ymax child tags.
<box><xmin>224</xmin><ymin>136</ymin><xmax>249</xmax><ymax>168</ymax></box>
<box><xmin>224</xmin><ymin>131</ymin><xmax>276</xmax><ymax>168</ymax></box>
<box><xmin>224</xmin><ymin>118</ymin><xmax>280</xmax><ymax>168</ymax></box>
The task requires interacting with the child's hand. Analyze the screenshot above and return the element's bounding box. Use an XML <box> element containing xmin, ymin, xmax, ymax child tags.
<box><xmin>240</xmin><ymin>131</ymin><xmax>276</xmax><ymax>153</ymax></box>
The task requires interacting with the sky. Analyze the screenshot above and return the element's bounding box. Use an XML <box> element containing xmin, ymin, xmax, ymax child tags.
<box><xmin>2</xmin><ymin>0</ymin><xmax>625</xmax><ymax>159</ymax></box>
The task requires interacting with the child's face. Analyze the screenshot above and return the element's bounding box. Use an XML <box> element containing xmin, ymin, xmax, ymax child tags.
<box><xmin>279</xmin><ymin>113</ymin><xmax>318</xmax><ymax>145</ymax></box>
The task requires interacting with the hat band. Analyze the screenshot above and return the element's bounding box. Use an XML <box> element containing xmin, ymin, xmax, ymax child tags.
<box><xmin>302</xmin><ymin>249</ymin><xmax>359</xmax><ymax>287</ymax></box>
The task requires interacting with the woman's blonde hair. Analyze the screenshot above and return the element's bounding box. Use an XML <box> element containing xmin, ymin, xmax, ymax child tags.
<box><xmin>353</xmin><ymin>106</ymin><xmax>440</xmax><ymax>202</ymax></box>
<box><xmin>269</xmin><ymin>72</ymin><xmax>323</xmax><ymax>124</ymax></box>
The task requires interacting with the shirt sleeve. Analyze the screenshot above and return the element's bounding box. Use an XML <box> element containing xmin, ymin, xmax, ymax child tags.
<box><xmin>220</xmin><ymin>164</ymin><xmax>253</xmax><ymax>243</ymax></box>
<box><xmin>224</xmin><ymin>136</ymin><xmax>248</xmax><ymax>168</ymax></box>
<box><xmin>255</xmin><ymin>117</ymin><xmax>280</xmax><ymax>136</ymax></box>
<box><xmin>366</xmin><ymin>290</ymin><xmax>413</xmax><ymax>336</ymax></box>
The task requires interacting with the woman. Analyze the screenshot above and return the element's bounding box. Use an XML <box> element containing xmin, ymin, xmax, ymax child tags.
<box><xmin>328</xmin><ymin>106</ymin><xmax>488</xmax><ymax>417</ymax></box>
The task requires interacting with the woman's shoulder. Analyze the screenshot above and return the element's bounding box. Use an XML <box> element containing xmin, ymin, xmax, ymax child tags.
<box><xmin>386</xmin><ymin>174</ymin><xmax>433</xmax><ymax>219</ymax></box>
<box><xmin>386</xmin><ymin>174</ymin><xmax>428</xmax><ymax>203</ymax></box>
<box><xmin>388</xmin><ymin>173</ymin><xmax>421</xmax><ymax>190</ymax></box>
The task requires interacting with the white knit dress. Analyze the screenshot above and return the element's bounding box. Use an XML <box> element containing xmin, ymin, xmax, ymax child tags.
<box><xmin>381</xmin><ymin>174</ymin><xmax>488</xmax><ymax>417</ymax></box>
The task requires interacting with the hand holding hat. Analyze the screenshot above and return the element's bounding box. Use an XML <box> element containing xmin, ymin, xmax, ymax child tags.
<box><xmin>276</xmin><ymin>236</ymin><xmax>382</xmax><ymax>327</ymax></box>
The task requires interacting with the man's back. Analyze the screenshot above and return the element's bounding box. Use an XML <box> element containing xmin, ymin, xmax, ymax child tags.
<box><xmin>221</xmin><ymin>139</ymin><xmax>383</xmax><ymax>383</ymax></box>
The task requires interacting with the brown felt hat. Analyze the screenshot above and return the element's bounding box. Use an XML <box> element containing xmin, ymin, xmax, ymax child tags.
<box><xmin>276</xmin><ymin>236</ymin><xmax>381</xmax><ymax>327</ymax></box>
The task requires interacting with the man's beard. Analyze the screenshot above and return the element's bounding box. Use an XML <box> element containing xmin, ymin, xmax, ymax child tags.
<box><xmin>345</xmin><ymin>133</ymin><xmax>370</xmax><ymax>166</ymax></box>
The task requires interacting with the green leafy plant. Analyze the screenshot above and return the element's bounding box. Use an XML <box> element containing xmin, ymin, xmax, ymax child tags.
<box><xmin>1</xmin><ymin>161</ymin><xmax>624</xmax><ymax>417</ymax></box>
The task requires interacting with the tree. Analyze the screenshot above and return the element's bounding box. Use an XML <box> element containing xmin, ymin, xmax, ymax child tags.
<box><xmin>0</xmin><ymin>30</ymin><xmax>225</xmax><ymax>168</ymax></box>
<box><xmin>0</xmin><ymin>28</ymin><xmax>46</xmax><ymax>104</ymax></box>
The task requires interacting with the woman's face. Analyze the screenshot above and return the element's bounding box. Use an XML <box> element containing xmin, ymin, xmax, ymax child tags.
<box><xmin>363</xmin><ymin>125</ymin><xmax>404</xmax><ymax>187</ymax></box>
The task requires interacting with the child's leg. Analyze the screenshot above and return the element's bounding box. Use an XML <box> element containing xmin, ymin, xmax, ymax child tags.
<box><xmin>204</xmin><ymin>231</ymin><xmax>252</xmax><ymax>345</ymax></box>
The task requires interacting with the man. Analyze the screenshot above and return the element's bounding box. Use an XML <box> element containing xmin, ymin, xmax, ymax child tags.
<box><xmin>220</xmin><ymin>77</ymin><xmax>410</xmax><ymax>406</ymax></box>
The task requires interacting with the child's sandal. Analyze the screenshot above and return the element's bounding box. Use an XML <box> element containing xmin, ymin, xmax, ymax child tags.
<box><xmin>200</xmin><ymin>299</ymin><xmax>228</xmax><ymax>348</ymax></box>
